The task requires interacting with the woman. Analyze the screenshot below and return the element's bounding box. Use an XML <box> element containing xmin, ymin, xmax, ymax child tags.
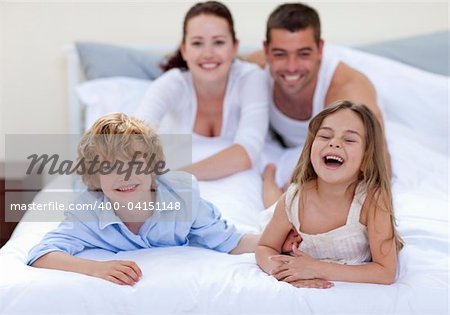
<box><xmin>135</xmin><ymin>1</ymin><xmax>269</xmax><ymax>180</ymax></box>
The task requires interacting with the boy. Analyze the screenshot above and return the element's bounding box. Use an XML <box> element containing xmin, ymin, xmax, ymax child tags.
<box><xmin>27</xmin><ymin>113</ymin><xmax>258</xmax><ymax>285</ymax></box>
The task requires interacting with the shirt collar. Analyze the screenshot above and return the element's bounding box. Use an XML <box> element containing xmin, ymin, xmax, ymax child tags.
<box><xmin>98</xmin><ymin>196</ymin><xmax>124</xmax><ymax>230</ymax></box>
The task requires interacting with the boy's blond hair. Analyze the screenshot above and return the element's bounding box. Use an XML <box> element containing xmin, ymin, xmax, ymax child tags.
<box><xmin>77</xmin><ymin>113</ymin><xmax>165</xmax><ymax>190</ymax></box>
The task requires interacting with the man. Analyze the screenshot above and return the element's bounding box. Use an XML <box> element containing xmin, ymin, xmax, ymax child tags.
<box><xmin>246</xmin><ymin>3</ymin><xmax>388</xmax><ymax>207</ymax></box>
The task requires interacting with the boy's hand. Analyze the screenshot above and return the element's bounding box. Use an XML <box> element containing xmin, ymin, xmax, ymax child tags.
<box><xmin>281</xmin><ymin>229</ymin><xmax>302</xmax><ymax>253</ymax></box>
<box><xmin>88</xmin><ymin>260</ymin><xmax>142</xmax><ymax>286</ymax></box>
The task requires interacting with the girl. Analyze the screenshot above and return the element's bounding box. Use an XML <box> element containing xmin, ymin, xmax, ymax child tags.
<box><xmin>256</xmin><ymin>100</ymin><xmax>403</xmax><ymax>289</ymax></box>
<box><xmin>135</xmin><ymin>1</ymin><xmax>269</xmax><ymax>180</ymax></box>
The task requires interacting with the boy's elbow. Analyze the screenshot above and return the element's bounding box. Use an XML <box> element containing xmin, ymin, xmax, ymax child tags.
<box><xmin>30</xmin><ymin>256</ymin><xmax>46</xmax><ymax>268</ymax></box>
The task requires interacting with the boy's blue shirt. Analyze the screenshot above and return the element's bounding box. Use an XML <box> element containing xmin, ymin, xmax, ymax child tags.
<box><xmin>26</xmin><ymin>172</ymin><xmax>242</xmax><ymax>265</ymax></box>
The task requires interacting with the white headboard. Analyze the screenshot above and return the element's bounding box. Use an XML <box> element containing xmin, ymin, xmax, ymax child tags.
<box><xmin>64</xmin><ymin>45</ymin><xmax>84</xmax><ymax>135</ymax></box>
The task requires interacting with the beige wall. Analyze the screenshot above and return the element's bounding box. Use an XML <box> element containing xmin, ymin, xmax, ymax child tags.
<box><xmin>1</xmin><ymin>0</ymin><xmax>449</xmax><ymax>161</ymax></box>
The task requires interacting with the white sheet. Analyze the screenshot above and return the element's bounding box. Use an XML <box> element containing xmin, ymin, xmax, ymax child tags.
<box><xmin>1</xmin><ymin>45</ymin><xmax>449</xmax><ymax>315</ymax></box>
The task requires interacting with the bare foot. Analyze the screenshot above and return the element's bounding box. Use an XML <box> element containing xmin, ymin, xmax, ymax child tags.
<box><xmin>262</xmin><ymin>164</ymin><xmax>283</xmax><ymax>208</ymax></box>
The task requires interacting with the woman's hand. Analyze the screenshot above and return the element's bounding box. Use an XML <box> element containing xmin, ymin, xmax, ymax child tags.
<box><xmin>88</xmin><ymin>260</ymin><xmax>142</xmax><ymax>286</ymax></box>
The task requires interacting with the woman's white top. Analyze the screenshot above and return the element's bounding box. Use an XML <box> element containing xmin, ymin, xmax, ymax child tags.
<box><xmin>135</xmin><ymin>59</ymin><xmax>269</xmax><ymax>165</ymax></box>
<box><xmin>268</xmin><ymin>42</ymin><xmax>340</xmax><ymax>148</ymax></box>
<box><xmin>285</xmin><ymin>183</ymin><xmax>371</xmax><ymax>265</ymax></box>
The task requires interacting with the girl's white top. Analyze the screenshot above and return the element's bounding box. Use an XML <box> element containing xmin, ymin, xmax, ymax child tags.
<box><xmin>285</xmin><ymin>183</ymin><xmax>371</xmax><ymax>265</ymax></box>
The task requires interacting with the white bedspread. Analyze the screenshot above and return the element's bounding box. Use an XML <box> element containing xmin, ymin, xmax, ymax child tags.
<box><xmin>1</xmin><ymin>46</ymin><xmax>448</xmax><ymax>315</ymax></box>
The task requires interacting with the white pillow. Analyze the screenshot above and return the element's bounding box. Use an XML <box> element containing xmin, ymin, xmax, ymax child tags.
<box><xmin>76</xmin><ymin>76</ymin><xmax>152</xmax><ymax>130</ymax></box>
<box><xmin>329</xmin><ymin>44</ymin><xmax>449</xmax><ymax>155</ymax></box>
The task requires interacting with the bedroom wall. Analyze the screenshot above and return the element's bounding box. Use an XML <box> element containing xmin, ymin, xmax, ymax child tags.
<box><xmin>1</xmin><ymin>0</ymin><xmax>449</xmax><ymax>161</ymax></box>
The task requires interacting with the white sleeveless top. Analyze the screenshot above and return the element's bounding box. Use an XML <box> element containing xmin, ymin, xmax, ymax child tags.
<box><xmin>268</xmin><ymin>43</ymin><xmax>340</xmax><ymax>147</ymax></box>
<box><xmin>285</xmin><ymin>183</ymin><xmax>371</xmax><ymax>265</ymax></box>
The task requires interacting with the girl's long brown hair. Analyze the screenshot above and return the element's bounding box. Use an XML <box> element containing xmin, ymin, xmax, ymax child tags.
<box><xmin>290</xmin><ymin>100</ymin><xmax>403</xmax><ymax>251</ymax></box>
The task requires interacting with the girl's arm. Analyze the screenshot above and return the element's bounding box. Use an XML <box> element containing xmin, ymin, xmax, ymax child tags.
<box><xmin>319</xmin><ymin>192</ymin><xmax>397</xmax><ymax>284</ymax></box>
<box><xmin>256</xmin><ymin>194</ymin><xmax>334</xmax><ymax>289</ymax></box>
<box><xmin>271</xmin><ymin>192</ymin><xmax>398</xmax><ymax>284</ymax></box>
<box><xmin>32</xmin><ymin>252</ymin><xmax>142</xmax><ymax>286</ymax></box>
<box><xmin>255</xmin><ymin>195</ymin><xmax>293</xmax><ymax>273</ymax></box>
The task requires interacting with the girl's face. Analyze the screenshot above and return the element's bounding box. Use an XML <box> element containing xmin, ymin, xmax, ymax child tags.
<box><xmin>181</xmin><ymin>14</ymin><xmax>238</xmax><ymax>84</ymax></box>
<box><xmin>310</xmin><ymin>109</ymin><xmax>366</xmax><ymax>185</ymax></box>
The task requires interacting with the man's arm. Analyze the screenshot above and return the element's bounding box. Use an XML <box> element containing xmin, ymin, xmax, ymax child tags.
<box><xmin>243</xmin><ymin>50</ymin><xmax>266</xmax><ymax>68</ymax></box>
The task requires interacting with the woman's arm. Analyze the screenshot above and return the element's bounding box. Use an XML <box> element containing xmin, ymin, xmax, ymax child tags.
<box><xmin>134</xmin><ymin>69</ymin><xmax>181</xmax><ymax>129</ymax></box>
<box><xmin>32</xmin><ymin>252</ymin><xmax>142</xmax><ymax>286</ymax></box>
<box><xmin>181</xmin><ymin>144</ymin><xmax>251</xmax><ymax>180</ymax></box>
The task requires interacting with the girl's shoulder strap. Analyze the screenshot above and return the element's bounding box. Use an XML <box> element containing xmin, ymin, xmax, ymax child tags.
<box><xmin>346</xmin><ymin>182</ymin><xmax>368</xmax><ymax>224</ymax></box>
<box><xmin>284</xmin><ymin>183</ymin><xmax>300</xmax><ymax>229</ymax></box>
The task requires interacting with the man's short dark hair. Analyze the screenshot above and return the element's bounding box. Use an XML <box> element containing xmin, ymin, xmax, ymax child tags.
<box><xmin>266</xmin><ymin>3</ymin><xmax>321</xmax><ymax>45</ymax></box>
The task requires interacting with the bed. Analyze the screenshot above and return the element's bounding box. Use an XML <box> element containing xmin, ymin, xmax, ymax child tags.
<box><xmin>0</xmin><ymin>32</ymin><xmax>448</xmax><ymax>314</ymax></box>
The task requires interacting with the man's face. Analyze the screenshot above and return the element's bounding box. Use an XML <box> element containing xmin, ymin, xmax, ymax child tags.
<box><xmin>265</xmin><ymin>27</ymin><xmax>323</xmax><ymax>97</ymax></box>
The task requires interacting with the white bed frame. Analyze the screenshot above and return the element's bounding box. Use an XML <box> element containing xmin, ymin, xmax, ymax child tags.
<box><xmin>64</xmin><ymin>45</ymin><xmax>84</xmax><ymax>135</ymax></box>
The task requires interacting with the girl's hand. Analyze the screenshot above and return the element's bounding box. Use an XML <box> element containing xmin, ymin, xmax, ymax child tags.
<box><xmin>88</xmin><ymin>260</ymin><xmax>142</xmax><ymax>286</ymax></box>
<box><xmin>269</xmin><ymin>245</ymin><xmax>321</xmax><ymax>282</ymax></box>
<box><xmin>290</xmin><ymin>278</ymin><xmax>334</xmax><ymax>289</ymax></box>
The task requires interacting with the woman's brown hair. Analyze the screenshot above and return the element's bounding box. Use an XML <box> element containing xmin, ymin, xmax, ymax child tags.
<box><xmin>161</xmin><ymin>1</ymin><xmax>237</xmax><ymax>72</ymax></box>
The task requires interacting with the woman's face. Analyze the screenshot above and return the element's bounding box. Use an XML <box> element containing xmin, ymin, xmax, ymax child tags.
<box><xmin>181</xmin><ymin>14</ymin><xmax>238</xmax><ymax>84</ymax></box>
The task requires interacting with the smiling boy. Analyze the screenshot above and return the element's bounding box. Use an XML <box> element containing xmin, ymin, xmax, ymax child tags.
<box><xmin>27</xmin><ymin>113</ymin><xmax>258</xmax><ymax>285</ymax></box>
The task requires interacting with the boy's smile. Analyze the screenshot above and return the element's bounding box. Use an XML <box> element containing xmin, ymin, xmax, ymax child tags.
<box><xmin>99</xmin><ymin>157</ymin><xmax>154</xmax><ymax>207</ymax></box>
<box><xmin>114</xmin><ymin>183</ymin><xmax>140</xmax><ymax>193</ymax></box>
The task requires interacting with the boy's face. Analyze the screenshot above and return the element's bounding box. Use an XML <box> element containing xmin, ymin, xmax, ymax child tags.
<box><xmin>99</xmin><ymin>156</ymin><xmax>153</xmax><ymax>206</ymax></box>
